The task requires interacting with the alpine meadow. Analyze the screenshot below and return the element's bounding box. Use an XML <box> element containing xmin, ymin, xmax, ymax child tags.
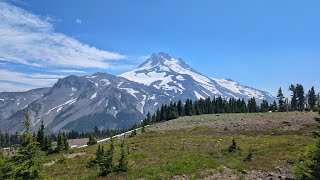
<box><xmin>0</xmin><ymin>1</ymin><xmax>320</xmax><ymax>180</ymax></box>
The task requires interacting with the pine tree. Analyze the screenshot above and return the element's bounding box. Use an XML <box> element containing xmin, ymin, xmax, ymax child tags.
<box><xmin>99</xmin><ymin>138</ymin><xmax>114</xmax><ymax>176</ymax></box>
<box><xmin>277</xmin><ymin>88</ymin><xmax>285</xmax><ymax>112</ymax></box>
<box><xmin>226</xmin><ymin>138</ymin><xmax>238</xmax><ymax>153</ymax></box>
<box><xmin>308</xmin><ymin>87</ymin><xmax>317</xmax><ymax>110</ymax></box>
<box><xmin>117</xmin><ymin>140</ymin><xmax>128</xmax><ymax>172</ymax></box>
<box><xmin>289</xmin><ymin>85</ymin><xmax>298</xmax><ymax>111</ymax></box>
<box><xmin>0</xmin><ymin>150</ymin><xmax>12</xmax><ymax>179</ymax></box>
<box><xmin>36</xmin><ymin>121</ymin><xmax>45</xmax><ymax>148</ymax></box>
<box><xmin>177</xmin><ymin>100</ymin><xmax>184</xmax><ymax>116</ymax></box>
<box><xmin>87</xmin><ymin>134</ymin><xmax>97</xmax><ymax>146</ymax></box>
<box><xmin>95</xmin><ymin>144</ymin><xmax>104</xmax><ymax>163</ymax></box>
<box><xmin>43</xmin><ymin>136</ymin><xmax>52</xmax><ymax>153</ymax></box>
<box><xmin>10</xmin><ymin>110</ymin><xmax>43</xmax><ymax>179</ymax></box>
<box><xmin>296</xmin><ymin>84</ymin><xmax>305</xmax><ymax>111</ymax></box>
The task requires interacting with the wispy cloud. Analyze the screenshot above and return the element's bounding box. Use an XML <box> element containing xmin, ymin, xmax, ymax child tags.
<box><xmin>0</xmin><ymin>2</ymin><xmax>125</xmax><ymax>69</ymax></box>
<box><xmin>0</xmin><ymin>82</ymin><xmax>34</xmax><ymax>92</ymax></box>
<box><xmin>0</xmin><ymin>69</ymin><xmax>64</xmax><ymax>87</ymax></box>
<box><xmin>51</xmin><ymin>69</ymin><xmax>87</xmax><ymax>74</ymax></box>
<box><xmin>75</xmin><ymin>18</ymin><xmax>82</xmax><ymax>24</ymax></box>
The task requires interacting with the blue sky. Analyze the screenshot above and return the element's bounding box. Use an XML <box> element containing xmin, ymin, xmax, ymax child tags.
<box><xmin>0</xmin><ymin>0</ymin><xmax>319</xmax><ymax>96</ymax></box>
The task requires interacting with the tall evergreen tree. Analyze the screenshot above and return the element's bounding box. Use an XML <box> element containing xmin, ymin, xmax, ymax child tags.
<box><xmin>277</xmin><ymin>88</ymin><xmax>285</xmax><ymax>112</ymax></box>
<box><xmin>36</xmin><ymin>121</ymin><xmax>45</xmax><ymax>148</ymax></box>
<box><xmin>289</xmin><ymin>85</ymin><xmax>298</xmax><ymax>111</ymax></box>
<box><xmin>87</xmin><ymin>134</ymin><xmax>97</xmax><ymax>146</ymax></box>
<box><xmin>99</xmin><ymin>138</ymin><xmax>114</xmax><ymax>176</ymax></box>
<box><xmin>10</xmin><ymin>110</ymin><xmax>43</xmax><ymax>179</ymax></box>
<box><xmin>43</xmin><ymin>136</ymin><xmax>52</xmax><ymax>153</ymax></box>
<box><xmin>296</xmin><ymin>84</ymin><xmax>305</xmax><ymax>111</ymax></box>
<box><xmin>308</xmin><ymin>87</ymin><xmax>317</xmax><ymax>110</ymax></box>
<box><xmin>117</xmin><ymin>140</ymin><xmax>128</xmax><ymax>172</ymax></box>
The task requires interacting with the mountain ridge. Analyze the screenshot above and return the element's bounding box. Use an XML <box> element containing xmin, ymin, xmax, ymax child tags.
<box><xmin>0</xmin><ymin>52</ymin><xmax>275</xmax><ymax>134</ymax></box>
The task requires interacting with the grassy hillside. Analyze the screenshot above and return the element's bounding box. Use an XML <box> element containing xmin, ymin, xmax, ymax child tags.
<box><xmin>42</xmin><ymin>112</ymin><xmax>318</xmax><ymax>179</ymax></box>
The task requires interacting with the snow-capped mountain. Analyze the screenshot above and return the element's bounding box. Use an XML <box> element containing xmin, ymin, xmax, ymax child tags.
<box><xmin>0</xmin><ymin>73</ymin><xmax>167</xmax><ymax>134</ymax></box>
<box><xmin>0</xmin><ymin>52</ymin><xmax>275</xmax><ymax>134</ymax></box>
<box><xmin>120</xmin><ymin>52</ymin><xmax>274</xmax><ymax>103</ymax></box>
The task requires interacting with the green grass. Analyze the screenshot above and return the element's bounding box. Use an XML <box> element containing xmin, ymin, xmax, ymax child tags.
<box><xmin>42</xmin><ymin>112</ymin><xmax>317</xmax><ymax>179</ymax></box>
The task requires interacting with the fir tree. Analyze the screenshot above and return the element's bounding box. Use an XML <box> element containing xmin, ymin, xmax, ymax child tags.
<box><xmin>117</xmin><ymin>140</ymin><xmax>128</xmax><ymax>172</ymax></box>
<box><xmin>43</xmin><ymin>136</ymin><xmax>52</xmax><ymax>153</ymax></box>
<box><xmin>277</xmin><ymin>88</ymin><xmax>285</xmax><ymax>112</ymax></box>
<box><xmin>10</xmin><ymin>110</ymin><xmax>43</xmax><ymax>179</ymax></box>
<box><xmin>177</xmin><ymin>100</ymin><xmax>184</xmax><ymax>116</ymax></box>
<box><xmin>36</xmin><ymin>121</ymin><xmax>45</xmax><ymax>148</ymax></box>
<box><xmin>87</xmin><ymin>134</ymin><xmax>97</xmax><ymax>146</ymax></box>
<box><xmin>0</xmin><ymin>150</ymin><xmax>12</xmax><ymax>179</ymax></box>
<box><xmin>296</xmin><ymin>84</ymin><xmax>305</xmax><ymax>111</ymax></box>
<box><xmin>308</xmin><ymin>87</ymin><xmax>317</xmax><ymax>110</ymax></box>
<box><xmin>244</xmin><ymin>149</ymin><xmax>253</xmax><ymax>162</ymax></box>
<box><xmin>99</xmin><ymin>138</ymin><xmax>114</xmax><ymax>176</ymax></box>
<box><xmin>226</xmin><ymin>138</ymin><xmax>238</xmax><ymax>153</ymax></box>
<box><xmin>289</xmin><ymin>85</ymin><xmax>298</xmax><ymax>111</ymax></box>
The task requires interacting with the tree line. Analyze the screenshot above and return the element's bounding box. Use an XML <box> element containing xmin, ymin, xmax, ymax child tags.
<box><xmin>276</xmin><ymin>85</ymin><xmax>319</xmax><ymax>112</ymax></box>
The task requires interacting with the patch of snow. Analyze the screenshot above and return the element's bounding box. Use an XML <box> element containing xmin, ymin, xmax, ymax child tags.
<box><xmin>105</xmin><ymin>99</ymin><xmax>109</xmax><ymax>107</ymax></box>
<box><xmin>46</xmin><ymin>99</ymin><xmax>77</xmax><ymax>115</ymax></box>
<box><xmin>86</xmin><ymin>75</ymin><xmax>97</xmax><ymax>79</ymax></box>
<box><xmin>117</xmin><ymin>82</ymin><xmax>124</xmax><ymax>88</ymax></box>
<box><xmin>17</xmin><ymin>102</ymin><xmax>20</xmax><ymax>106</ymax></box>
<box><xmin>194</xmin><ymin>91</ymin><xmax>205</xmax><ymax>99</ymax></box>
<box><xmin>97</xmin><ymin>100</ymin><xmax>104</xmax><ymax>107</ymax></box>
<box><xmin>35</xmin><ymin>118</ymin><xmax>41</xmax><ymax>124</ymax></box>
<box><xmin>90</xmin><ymin>92</ymin><xmax>97</xmax><ymax>99</ymax></box>
<box><xmin>57</xmin><ymin>106</ymin><xmax>62</xmax><ymax>113</ymax></box>
<box><xmin>71</xmin><ymin>87</ymin><xmax>77</xmax><ymax>92</ymax></box>
<box><xmin>0</xmin><ymin>98</ymin><xmax>4</xmax><ymax>101</ymax></box>
<box><xmin>150</xmin><ymin>94</ymin><xmax>156</xmax><ymax>100</ymax></box>
<box><xmin>154</xmin><ymin>102</ymin><xmax>158</xmax><ymax>106</ymax></box>
<box><xmin>140</xmin><ymin>101</ymin><xmax>145</xmax><ymax>113</ymax></box>
<box><xmin>70</xmin><ymin>93</ymin><xmax>74</xmax><ymax>96</ymax></box>
<box><xmin>176</xmin><ymin>75</ymin><xmax>185</xmax><ymax>81</ymax></box>
<box><xmin>24</xmin><ymin>98</ymin><xmax>26</xmax><ymax>100</ymax></box>
<box><xmin>100</xmin><ymin>79</ymin><xmax>111</xmax><ymax>86</ymax></box>
<box><xmin>120</xmin><ymin>88</ymin><xmax>139</xmax><ymax>99</ymax></box>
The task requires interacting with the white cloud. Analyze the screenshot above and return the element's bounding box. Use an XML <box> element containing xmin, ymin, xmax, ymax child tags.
<box><xmin>75</xmin><ymin>18</ymin><xmax>82</xmax><ymax>24</ymax></box>
<box><xmin>0</xmin><ymin>69</ymin><xmax>63</xmax><ymax>87</ymax></box>
<box><xmin>0</xmin><ymin>82</ymin><xmax>34</xmax><ymax>92</ymax></box>
<box><xmin>0</xmin><ymin>2</ymin><xmax>125</xmax><ymax>69</ymax></box>
<box><xmin>51</xmin><ymin>69</ymin><xmax>87</xmax><ymax>74</ymax></box>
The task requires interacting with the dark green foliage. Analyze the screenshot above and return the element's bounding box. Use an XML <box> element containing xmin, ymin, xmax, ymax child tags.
<box><xmin>289</xmin><ymin>84</ymin><xmax>298</xmax><ymax>111</ymax></box>
<box><xmin>0</xmin><ymin>131</ymin><xmax>22</xmax><ymax>148</ymax></box>
<box><xmin>36</xmin><ymin>121</ymin><xmax>45</xmax><ymax>148</ymax></box>
<box><xmin>248</xmin><ymin>97</ymin><xmax>259</xmax><ymax>113</ymax></box>
<box><xmin>87</xmin><ymin>134</ymin><xmax>97</xmax><ymax>146</ymax></box>
<box><xmin>43</xmin><ymin>136</ymin><xmax>53</xmax><ymax>153</ymax></box>
<box><xmin>55</xmin><ymin>132</ymin><xmax>69</xmax><ymax>152</ymax></box>
<box><xmin>99</xmin><ymin>139</ymin><xmax>114</xmax><ymax>176</ymax></box>
<box><xmin>260</xmin><ymin>100</ymin><xmax>269</xmax><ymax>112</ymax></box>
<box><xmin>10</xmin><ymin>110</ymin><xmax>43</xmax><ymax>179</ymax></box>
<box><xmin>117</xmin><ymin>140</ymin><xmax>128</xmax><ymax>172</ymax></box>
<box><xmin>296</xmin><ymin>84</ymin><xmax>305</xmax><ymax>111</ymax></box>
<box><xmin>226</xmin><ymin>138</ymin><xmax>238</xmax><ymax>153</ymax></box>
<box><xmin>307</xmin><ymin>87</ymin><xmax>317</xmax><ymax>110</ymax></box>
<box><xmin>277</xmin><ymin>88</ymin><xmax>286</xmax><ymax>112</ymax></box>
<box><xmin>87</xmin><ymin>144</ymin><xmax>105</xmax><ymax>167</ymax></box>
<box><xmin>0</xmin><ymin>150</ymin><xmax>12</xmax><ymax>179</ymax></box>
<box><xmin>296</xmin><ymin>110</ymin><xmax>320</xmax><ymax>179</ymax></box>
<box><xmin>141</xmin><ymin>125</ymin><xmax>146</xmax><ymax>133</ymax></box>
<box><xmin>244</xmin><ymin>149</ymin><xmax>253</xmax><ymax>162</ymax></box>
